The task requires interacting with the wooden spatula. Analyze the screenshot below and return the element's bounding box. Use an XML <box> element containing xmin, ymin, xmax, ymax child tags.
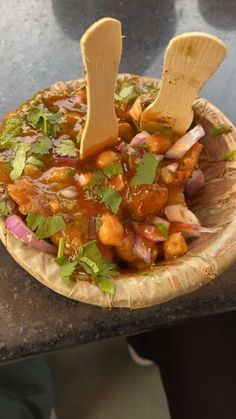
<box><xmin>80</xmin><ymin>18</ymin><xmax>122</xmax><ymax>159</ymax></box>
<box><xmin>140</xmin><ymin>33</ymin><xmax>227</xmax><ymax>135</ymax></box>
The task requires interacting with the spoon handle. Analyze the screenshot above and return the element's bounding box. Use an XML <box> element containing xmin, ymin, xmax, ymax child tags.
<box><xmin>80</xmin><ymin>18</ymin><xmax>122</xmax><ymax>159</ymax></box>
<box><xmin>141</xmin><ymin>33</ymin><xmax>227</xmax><ymax>134</ymax></box>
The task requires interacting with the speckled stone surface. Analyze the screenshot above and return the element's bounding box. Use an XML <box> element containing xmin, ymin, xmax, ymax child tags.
<box><xmin>0</xmin><ymin>0</ymin><xmax>236</xmax><ymax>363</ymax></box>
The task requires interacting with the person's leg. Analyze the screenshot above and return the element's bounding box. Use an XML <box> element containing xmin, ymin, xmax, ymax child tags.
<box><xmin>0</xmin><ymin>357</ymin><xmax>54</xmax><ymax>419</ymax></box>
<box><xmin>128</xmin><ymin>311</ymin><xmax>236</xmax><ymax>419</ymax></box>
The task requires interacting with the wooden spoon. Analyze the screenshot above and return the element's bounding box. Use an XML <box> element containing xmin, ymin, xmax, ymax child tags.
<box><xmin>140</xmin><ymin>33</ymin><xmax>227</xmax><ymax>135</ymax></box>
<box><xmin>80</xmin><ymin>18</ymin><xmax>122</xmax><ymax>159</ymax></box>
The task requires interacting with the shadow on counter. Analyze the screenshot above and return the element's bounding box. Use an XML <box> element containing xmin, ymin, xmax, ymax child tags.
<box><xmin>51</xmin><ymin>0</ymin><xmax>176</xmax><ymax>74</ymax></box>
<box><xmin>198</xmin><ymin>0</ymin><xmax>236</xmax><ymax>31</ymax></box>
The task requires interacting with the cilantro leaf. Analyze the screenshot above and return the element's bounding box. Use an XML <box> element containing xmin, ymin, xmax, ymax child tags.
<box><xmin>27</xmin><ymin>104</ymin><xmax>45</xmax><ymax>126</ymax></box>
<box><xmin>55</xmin><ymin>256</ymin><xmax>67</xmax><ymax>266</ymax></box>
<box><xmin>131</xmin><ymin>152</ymin><xmax>158</xmax><ymax>186</ymax></box>
<box><xmin>57</xmin><ymin>237</ymin><xmax>66</xmax><ymax>259</ymax></box>
<box><xmin>26</xmin><ymin>213</ymin><xmax>65</xmax><ymax>239</ymax></box>
<box><xmin>60</xmin><ymin>260</ymin><xmax>78</xmax><ymax>284</ymax></box>
<box><xmin>0</xmin><ymin>201</ymin><xmax>12</xmax><ymax>217</ymax></box>
<box><xmin>96</xmin><ymin>186</ymin><xmax>122</xmax><ymax>214</ymax></box>
<box><xmin>55</xmin><ymin>139</ymin><xmax>78</xmax><ymax>158</ymax></box>
<box><xmin>224</xmin><ymin>150</ymin><xmax>236</xmax><ymax>161</ymax></box>
<box><xmin>26</xmin><ymin>156</ymin><xmax>44</xmax><ymax>168</ymax></box>
<box><xmin>10</xmin><ymin>143</ymin><xmax>31</xmax><ymax>180</ymax></box>
<box><xmin>103</xmin><ymin>163</ymin><xmax>123</xmax><ymax>178</ymax></box>
<box><xmin>97</xmin><ymin>278</ymin><xmax>115</xmax><ymax>295</ymax></box>
<box><xmin>0</xmin><ymin>115</ymin><xmax>22</xmax><ymax>138</ymax></box>
<box><xmin>115</xmin><ymin>83</ymin><xmax>141</xmax><ymax>104</ymax></box>
<box><xmin>93</xmin><ymin>170</ymin><xmax>105</xmax><ymax>183</ymax></box>
<box><xmin>31</xmin><ymin>136</ymin><xmax>52</xmax><ymax>155</ymax></box>
<box><xmin>156</xmin><ymin>223</ymin><xmax>169</xmax><ymax>240</ymax></box>
<box><xmin>77</xmin><ymin>240</ymin><xmax>119</xmax><ymax>283</ymax></box>
<box><xmin>27</xmin><ymin>103</ymin><xmax>61</xmax><ymax>136</ymax></box>
<box><xmin>211</xmin><ymin>125</ymin><xmax>232</xmax><ymax>137</ymax></box>
<box><xmin>56</xmin><ymin>240</ymin><xmax>118</xmax><ymax>294</ymax></box>
<box><xmin>83</xmin><ymin>171</ymin><xmax>105</xmax><ymax>196</ymax></box>
<box><xmin>0</xmin><ymin>115</ymin><xmax>23</xmax><ymax>149</ymax></box>
<box><xmin>79</xmin><ymin>256</ymin><xmax>99</xmax><ymax>275</ymax></box>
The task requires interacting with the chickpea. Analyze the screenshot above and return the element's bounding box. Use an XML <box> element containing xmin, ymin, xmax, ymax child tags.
<box><xmin>44</xmin><ymin>168</ymin><xmax>74</xmax><ymax>183</ymax></box>
<box><xmin>118</xmin><ymin>122</ymin><xmax>135</xmax><ymax>141</ymax></box>
<box><xmin>74</xmin><ymin>172</ymin><xmax>93</xmax><ymax>187</ymax></box>
<box><xmin>163</xmin><ymin>233</ymin><xmax>187</xmax><ymax>260</ymax></box>
<box><xmin>106</xmin><ymin>174</ymin><xmax>125</xmax><ymax>192</ymax></box>
<box><xmin>98</xmin><ymin>213</ymin><xmax>124</xmax><ymax>247</ymax></box>
<box><xmin>96</xmin><ymin>151</ymin><xmax>118</xmax><ymax>169</ymax></box>
<box><xmin>146</xmin><ymin>133</ymin><xmax>171</xmax><ymax>154</ymax></box>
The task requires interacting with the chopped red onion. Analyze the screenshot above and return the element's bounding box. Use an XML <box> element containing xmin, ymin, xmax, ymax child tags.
<box><xmin>149</xmin><ymin>216</ymin><xmax>170</xmax><ymax>229</ymax></box>
<box><xmin>5</xmin><ymin>215</ymin><xmax>57</xmax><ymax>255</ymax></box>
<box><xmin>166</xmin><ymin>162</ymin><xmax>179</xmax><ymax>173</ymax></box>
<box><xmin>184</xmin><ymin>169</ymin><xmax>205</xmax><ymax>198</ymax></box>
<box><xmin>169</xmin><ymin>221</ymin><xmax>222</xmax><ymax>238</ymax></box>
<box><xmin>117</xmin><ymin>141</ymin><xmax>126</xmax><ymax>152</ymax></box>
<box><xmin>132</xmin><ymin>222</ymin><xmax>165</xmax><ymax>243</ymax></box>
<box><xmin>165</xmin><ymin>125</ymin><xmax>205</xmax><ymax>160</ymax></box>
<box><xmin>133</xmin><ymin>236</ymin><xmax>152</xmax><ymax>264</ymax></box>
<box><xmin>138</xmin><ymin>147</ymin><xmax>146</xmax><ymax>158</ymax></box>
<box><xmin>198</xmin><ymin>226</ymin><xmax>222</xmax><ymax>234</ymax></box>
<box><xmin>88</xmin><ymin>216</ymin><xmax>97</xmax><ymax>240</ymax></box>
<box><xmin>165</xmin><ymin>204</ymin><xmax>200</xmax><ymax>226</ymax></box>
<box><xmin>117</xmin><ymin>131</ymin><xmax>150</xmax><ymax>154</ymax></box>
<box><xmin>129</xmin><ymin>131</ymin><xmax>150</xmax><ymax>147</ymax></box>
<box><xmin>154</xmin><ymin>154</ymin><xmax>164</xmax><ymax>163</ymax></box>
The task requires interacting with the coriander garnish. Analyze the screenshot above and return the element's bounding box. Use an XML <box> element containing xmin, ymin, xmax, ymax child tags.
<box><xmin>55</xmin><ymin>139</ymin><xmax>78</xmax><ymax>158</ymax></box>
<box><xmin>156</xmin><ymin>223</ymin><xmax>169</xmax><ymax>240</ymax></box>
<box><xmin>96</xmin><ymin>186</ymin><xmax>122</xmax><ymax>214</ymax></box>
<box><xmin>0</xmin><ymin>201</ymin><xmax>12</xmax><ymax>217</ymax></box>
<box><xmin>31</xmin><ymin>136</ymin><xmax>52</xmax><ymax>155</ymax></box>
<box><xmin>55</xmin><ymin>240</ymin><xmax>118</xmax><ymax>294</ymax></box>
<box><xmin>103</xmin><ymin>163</ymin><xmax>123</xmax><ymax>178</ymax></box>
<box><xmin>27</xmin><ymin>103</ymin><xmax>61</xmax><ymax>136</ymax></box>
<box><xmin>130</xmin><ymin>152</ymin><xmax>158</xmax><ymax>186</ymax></box>
<box><xmin>26</xmin><ymin>213</ymin><xmax>65</xmax><ymax>240</ymax></box>
<box><xmin>10</xmin><ymin>143</ymin><xmax>31</xmax><ymax>181</ymax></box>
<box><xmin>224</xmin><ymin>150</ymin><xmax>236</xmax><ymax>161</ymax></box>
<box><xmin>211</xmin><ymin>125</ymin><xmax>232</xmax><ymax>137</ymax></box>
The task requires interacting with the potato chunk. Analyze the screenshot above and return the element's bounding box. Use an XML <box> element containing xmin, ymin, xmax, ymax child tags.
<box><xmin>163</xmin><ymin>232</ymin><xmax>187</xmax><ymax>260</ymax></box>
<box><xmin>124</xmin><ymin>185</ymin><xmax>168</xmax><ymax>219</ymax></box>
<box><xmin>146</xmin><ymin>133</ymin><xmax>172</xmax><ymax>154</ymax></box>
<box><xmin>98</xmin><ymin>213</ymin><xmax>124</xmax><ymax>247</ymax></box>
<box><xmin>8</xmin><ymin>178</ymin><xmax>53</xmax><ymax>216</ymax></box>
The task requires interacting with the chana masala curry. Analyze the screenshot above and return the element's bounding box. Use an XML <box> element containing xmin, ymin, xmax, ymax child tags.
<box><xmin>0</xmin><ymin>75</ymin><xmax>226</xmax><ymax>295</ymax></box>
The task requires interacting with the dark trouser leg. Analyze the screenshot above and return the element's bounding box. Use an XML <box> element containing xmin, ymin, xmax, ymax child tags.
<box><xmin>0</xmin><ymin>357</ymin><xmax>53</xmax><ymax>419</ymax></box>
<box><xmin>127</xmin><ymin>311</ymin><xmax>236</xmax><ymax>419</ymax></box>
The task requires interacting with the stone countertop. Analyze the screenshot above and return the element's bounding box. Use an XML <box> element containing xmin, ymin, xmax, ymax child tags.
<box><xmin>0</xmin><ymin>0</ymin><xmax>236</xmax><ymax>363</ymax></box>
